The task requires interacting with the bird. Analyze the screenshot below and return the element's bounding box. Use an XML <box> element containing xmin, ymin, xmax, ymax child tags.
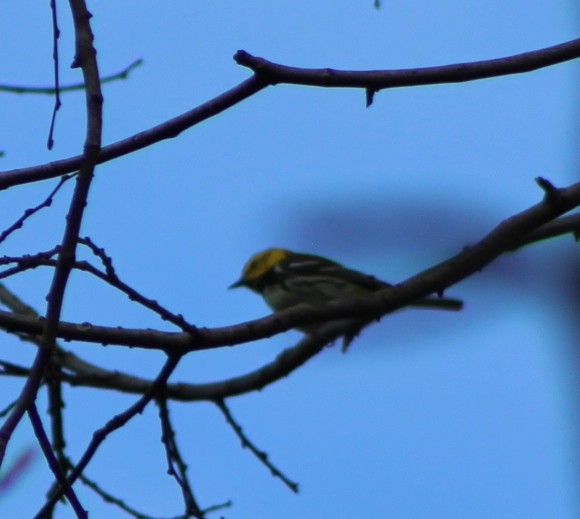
<box><xmin>229</xmin><ymin>248</ymin><xmax>463</xmax><ymax>350</ymax></box>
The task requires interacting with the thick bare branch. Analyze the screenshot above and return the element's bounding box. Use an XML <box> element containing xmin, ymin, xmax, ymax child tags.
<box><xmin>234</xmin><ymin>38</ymin><xmax>580</xmax><ymax>89</ymax></box>
<box><xmin>1</xmin><ymin>39</ymin><xmax>578</xmax><ymax>191</ymax></box>
<box><xmin>0</xmin><ymin>180</ymin><xmax>578</xmax><ymax>356</ymax></box>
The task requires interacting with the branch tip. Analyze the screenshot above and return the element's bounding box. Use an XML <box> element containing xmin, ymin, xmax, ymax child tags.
<box><xmin>234</xmin><ymin>50</ymin><xmax>252</xmax><ymax>66</ymax></box>
<box><xmin>535</xmin><ymin>176</ymin><xmax>562</xmax><ymax>204</ymax></box>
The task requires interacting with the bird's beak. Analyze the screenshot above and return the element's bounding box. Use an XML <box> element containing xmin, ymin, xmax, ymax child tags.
<box><xmin>228</xmin><ymin>279</ymin><xmax>245</xmax><ymax>289</ymax></box>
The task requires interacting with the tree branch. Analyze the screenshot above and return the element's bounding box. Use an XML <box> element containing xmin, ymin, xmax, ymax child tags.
<box><xmin>0</xmin><ymin>75</ymin><xmax>267</xmax><ymax>191</ymax></box>
<box><xmin>35</xmin><ymin>354</ymin><xmax>181</xmax><ymax>517</ymax></box>
<box><xmin>0</xmin><ymin>182</ymin><xmax>578</xmax><ymax>405</ymax></box>
<box><xmin>2</xmin><ymin>39</ymin><xmax>578</xmax><ymax>191</ymax></box>
<box><xmin>0</xmin><ymin>59</ymin><xmax>142</xmax><ymax>95</ymax></box>
<box><xmin>0</xmin><ymin>175</ymin><xmax>73</xmax><ymax>246</ymax></box>
<box><xmin>216</xmin><ymin>400</ymin><xmax>299</xmax><ymax>493</ymax></box>
<box><xmin>28</xmin><ymin>404</ymin><xmax>86</xmax><ymax>518</ymax></box>
<box><xmin>234</xmin><ymin>38</ymin><xmax>580</xmax><ymax>89</ymax></box>
<box><xmin>0</xmin><ymin>0</ymin><xmax>103</xmax><ymax>470</ymax></box>
<box><xmin>509</xmin><ymin>212</ymin><xmax>580</xmax><ymax>249</ymax></box>
<box><xmin>157</xmin><ymin>397</ymin><xmax>205</xmax><ymax>518</ymax></box>
<box><xmin>0</xmin><ymin>180</ymin><xmax>578</xmax><ymax>355</ymax></box>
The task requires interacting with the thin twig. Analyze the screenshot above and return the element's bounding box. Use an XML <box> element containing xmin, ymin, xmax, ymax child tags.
<box><xmin>78</xmin><ymin>236</ymin><xmax>200</xmax><ymax>335</ymax></box>
<box><xmin>0</xmin><ymin>399</ymin><xmax>19</xmax><ymax>418</ymax></box>
<box><xmin>47</xmin><ymin>0</ymin><xmax>62</xmax><ymax>150</ymax></box>
<box><xmin>28</xmin><ymin>404</ymin><xmax>86</xmax><ymax>517</ymax></box>
<box><xmin>0</xmin><ymin>175</ymin><xmax>72</xmax><ymax>246</ymax></box>
<box><xmin>34</xmin><ymin>355</ymin><xmax>181</xmax><ymax>517</ymax></box>
<box><xmin>46</xmin><ymin>354</ymin><xmax>68</xmax><ymax>491</ymax></box>
<box><xmin>157</xmin><ymin>397</ymin><xmax>205</xmax><ymax>518</ymax></box>
<box><xmin>76</xmin><ymin>469</ymin><xmax>155</xmax><ymax>519</ymax></box>
<box><xmin>0</xmin><ymin>247</ymin><xmax>61</xmax><ymax>279</ymax></box>
<box><xmin>201</xmin><ymin>500</ymin><xmax>233</xmax><ymax>516</ymax></box>
<box><xmin>216</xmin><ymin>400</ymin><xmax>299</xmax><ymax>493</ymax></box>
<box><xmin>0</xmin><ymin>243</ymin><xmax>200</xmax><ymax>335</ymax></box>
<box><xmin>0</xmin><ymin>59</ymin><xmax>143</xmax><ymax>95</ymax></box>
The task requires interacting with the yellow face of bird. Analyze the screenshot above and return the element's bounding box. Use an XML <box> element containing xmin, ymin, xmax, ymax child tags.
<box><xmin>229</xmin><ymin>248</ymin><xmax>289</xmax><ymax>288</ymax></box>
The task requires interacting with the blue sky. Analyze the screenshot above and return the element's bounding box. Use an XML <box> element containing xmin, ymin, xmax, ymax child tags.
<box><xmin>0</xmin><ymin>1</ymin><xmax>578</xmax><ymax>518</ymax></box>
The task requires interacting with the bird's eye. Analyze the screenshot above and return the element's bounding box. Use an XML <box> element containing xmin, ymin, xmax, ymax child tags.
<box><xmin>247</xmin><ymin>259</ymin><xmax>261</xmax><ymax>274</ymax></box>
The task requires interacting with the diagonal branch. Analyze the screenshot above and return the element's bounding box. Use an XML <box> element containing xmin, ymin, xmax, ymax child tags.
<box><xmin>157</xmin><ymin>397</ymin><xmax>205</xmax><ymax>518</ymax></box>
<box><xmin>0</xmin><ymin>175</ymin><xmax>73</xmax><ymax>246</ymax></box>
<box><xmin>216</xmin><ymin>399</ymin><xmax>299</xmax><ymax>492</ymax></box>
<box><xmin>0</xmin><ymin>75</ymin><xmax>267</xmax><ymax>191</ymax></box>
<box><xmin>1</xmin><ymin>39</ymin><xmax>578</xmax><ymax>191</ymax></box>
<box><xmin>35</xmin><ymin>354</ymin><xmax>182</xmax><ymax>517</ymax></box>
<box><xmin>28</xmin><ymin>404</ymin><xmax>86</xmax><ymax>518</ymax></box>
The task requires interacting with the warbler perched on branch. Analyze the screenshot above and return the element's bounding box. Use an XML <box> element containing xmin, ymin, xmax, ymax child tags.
<box><xmin>229</xmin><ymin>248</ymin><xmax>463</xmax><ymax>350</ymax></box>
